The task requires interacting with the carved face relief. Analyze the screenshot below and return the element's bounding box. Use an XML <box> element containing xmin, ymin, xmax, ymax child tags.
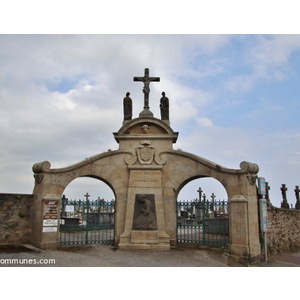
<box><xmin>141</xmin><ymin>124</ymin><xmax>150</xmax><ymax>133</ymax></box>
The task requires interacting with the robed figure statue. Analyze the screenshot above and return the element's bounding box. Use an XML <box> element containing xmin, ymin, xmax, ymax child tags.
<box><xmin>160</xmin><ymin>91</ymin><xmax>169</xmax><ymax>120</ymax></box>
<box><xmin>123</xmin><ymin>92</ymin><xmax>132</xmax><ymax>121</ymax></box>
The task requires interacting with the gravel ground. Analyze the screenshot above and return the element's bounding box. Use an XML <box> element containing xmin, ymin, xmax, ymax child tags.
<box><xmin>0</xmin><ymin>244</ymin><xmax>234</xmax><ymax>267</ymax></box>
<box><xmin>1</xmin><ymin>244</ymin><xmax>299</xmax><ymax>267</ymax></box>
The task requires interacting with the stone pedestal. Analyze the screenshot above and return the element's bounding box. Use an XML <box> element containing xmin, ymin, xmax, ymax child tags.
<box><xmin>118</xmin><ymin>165</ymin><xmax>170</xmax><ymax>250</ymax></box>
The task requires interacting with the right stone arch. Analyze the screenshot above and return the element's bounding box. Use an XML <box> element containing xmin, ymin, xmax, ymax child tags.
<box><xmin>162</xmin><ymin>150</ymin><xmax>261</xmax><ymax>265</ymax></box>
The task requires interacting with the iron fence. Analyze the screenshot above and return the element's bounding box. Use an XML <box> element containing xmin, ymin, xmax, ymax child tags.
<box><xmin>177</xmin><ymin>200</ymin><xmax>229</xmax><ymax>247</ymax></box>
<box><xmin>60</xmin><ymin>199</ymin><xmax>115</xmax><ymax>246</ymax></box>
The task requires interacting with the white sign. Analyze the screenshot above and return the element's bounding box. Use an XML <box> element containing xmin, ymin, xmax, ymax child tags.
<box><xmin>259</xmin><ymin>198</ymin><xmax>268</xmax><ymax>232</ymax></box>
<box><xmin>43</xmin><ymin>219</ymin><xmax>58</xmax><ymax>226</ymax></box>
<box><xmin>258</xmin><ymin>177</ymin><xmax>266</xmax><ymax>196</ymax></box>
<box><xmin>42</xmin><ymin>226</ymin><xmax>57</xmax><ymax>233</ymax></box>
<box><xmin>65</xmin><ymin>205</ymin><xmax>75</xmax><ymax>213</ymax></box>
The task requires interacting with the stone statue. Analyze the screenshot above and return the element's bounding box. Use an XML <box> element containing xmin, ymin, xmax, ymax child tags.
<box><xmin>160</xmin><ymin>91</ymin><xmax>169</xmax><ymax>120</ymax></box>
<box><xmin>132</xmin><ymin>194</ymin><xmax>157</xmax><ymax>230</ymax></box>
<box><xmin>123</xmin><ymin>92</ymin><xmax>132</xmax><ymax>121</ymax></box>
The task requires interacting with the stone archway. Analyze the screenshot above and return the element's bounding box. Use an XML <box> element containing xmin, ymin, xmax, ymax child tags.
<box><xmin>176</xmin><ymin>176</ymin><xmax>230</xmax><ymax>247</ymax></box>
<box><xmin>62</xmin><ymin>176</ymin><xmax>115</xmax><ymax>201</ymax></box>
<box><xmin>31</xmin><ymin>151</ymin><xmax>130</xmax><ymax>249</ymax></box>
<box><xmin>31</xmin><ymin>116</ymin><xmax>261</xmax><ymax>264</ymax></box>
<box><xmin>31</xmin><ymin>69</ymin><xmax>262</xmax><ymax>265</ymax></box>
<box><xmin>178</xmin><ymin>176</ymin><xmax>229</xmax><ymax>202</ymax></box>
<box><xmin>162</xmin><ymin>150</ymin><xmax>260</xmax><ymax>264</ymax></box>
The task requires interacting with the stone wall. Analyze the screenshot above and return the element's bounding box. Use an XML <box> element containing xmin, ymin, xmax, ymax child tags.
<box><xmin>0</xmin><ymin>193</ymin><xmax>33</xmax><ymax>245</ymax></box>
<box><xmin>262</xmin><ymin>202</ymin><xmax>300</xmax><ymax>257</ymax></box>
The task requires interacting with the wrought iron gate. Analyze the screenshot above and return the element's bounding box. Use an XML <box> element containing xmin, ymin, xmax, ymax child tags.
<box><xmin>60</xmin><ymin>198</ymin><xmax>115</xmax><ymax>246</ymax></box>
<box><xmin>177</xmin><ymin>200</ymin><xmax>229</xmax><ymax>247</ymax></box>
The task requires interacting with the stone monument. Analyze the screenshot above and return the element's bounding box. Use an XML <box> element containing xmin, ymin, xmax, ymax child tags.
<box><xmin>31</xmin><ymin>67</ymin><xmax>262</xmax><ymax>265</ymax></box>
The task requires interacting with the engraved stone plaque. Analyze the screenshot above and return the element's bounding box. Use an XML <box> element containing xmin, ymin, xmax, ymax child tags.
<box><xmin>132</xmin><ymin>194</ymin><xmax>157</xmax><ymax>230</ymax></box>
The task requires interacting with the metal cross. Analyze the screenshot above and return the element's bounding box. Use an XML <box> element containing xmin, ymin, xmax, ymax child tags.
<box><xmin>84</xmin><ymin>192</ymin><xmax>90</xmax><ymax>201</ymax></box>
<box><xmin>265</xmin><ymin>182</ymin><xmax>271</xmax><ymax>202</ymax></box>
<box><xmin>281</xmin><ymin>184</ymin><xmax>288</xmax><ymax>200</ymax></box>
<box><xmin>134</xmin><ymin>68</ymin><xmax>160</xmax><ymax>110</ymax></box>
<box><xmin>211</xmin><ymin>193</ymin><xmax>216</xmax><ymax>202</ymax></box>
<box><xmin>197</xmin><ymin>187</ymin><xmax>203</xmax><ymax>201</ymax></box>
<box><xmin>295</xmin><ymin>185</ymin><xmax>300</xmax><ymax>201</ymax></box>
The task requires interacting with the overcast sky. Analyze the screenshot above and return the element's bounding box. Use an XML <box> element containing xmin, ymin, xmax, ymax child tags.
<box><xmin>1</xmin><ymin>34</ymin><xmax>299</xmax><ymax>207</ymax></box>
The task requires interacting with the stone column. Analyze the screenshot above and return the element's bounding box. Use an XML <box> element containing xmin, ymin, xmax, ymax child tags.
<box><xmin>229</xmin><ymin>195</ymin><xmax>261</xmax><ymax>265</ymax></box>
<box><xmin>31</xmin><ymin>193</ymin><xmax>61</xmax><ymax>249</ymax></box>
<box><xmin>118</xmin><ymin>165</ymin><xmax>170</xmax><ymax>250</ymax></box>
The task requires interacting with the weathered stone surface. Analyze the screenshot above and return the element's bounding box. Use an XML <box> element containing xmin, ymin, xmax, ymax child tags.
<box><xmin>263</xmin><ymin>203</ymin><xmax>300</xmax><ymax>257</ymax></box>
<box><xmin>0</xmin><ymin>193</ymin><xmax>33</xmax><ymax>245</ymax></box>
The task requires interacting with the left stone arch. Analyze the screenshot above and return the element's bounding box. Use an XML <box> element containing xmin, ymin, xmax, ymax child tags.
<box><xmin>31</xmin><ymin>150</ymin><xmax>130</xmax><ymax>249</ymax></box>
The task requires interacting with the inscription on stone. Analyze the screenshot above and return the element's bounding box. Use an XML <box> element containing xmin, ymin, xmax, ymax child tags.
<box><xmin>132</xmin><ymin>194</ymin><xmax>157</xmax><ymax>230</ymax></box>
<box><xmin>129</xmin><ymin>170</ymin><xmax>161</xmax><ymax>187</ymax></box>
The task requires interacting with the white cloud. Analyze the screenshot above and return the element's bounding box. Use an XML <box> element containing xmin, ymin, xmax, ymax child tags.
<box><xmin>197</xmin><ymin>117</ymin><xmax>213</xmax><ymax>128</ymax></box>
<box><xmin>248</xmin><ymin>35</ymin><xmax>300</xmax><ymax>79</ymax></box>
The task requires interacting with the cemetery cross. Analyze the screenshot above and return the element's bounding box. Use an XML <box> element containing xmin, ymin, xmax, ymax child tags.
<box><xmin>295</xmin><ymin>186</ymin><xmax>300</xmax><ymax>209</ymax></box>
<box><xmin>84</xmin><ymin>192</ymin><xmax>90</xmax><ymax>201</ymax></box>
<box><xmin>197</xmin><ymin>187</ymin><xmax>203</xmax><ymax>202</ymax></box>
<box><xmin>134</xmin><ymin>68</ymin><xmax>160</xmax><ymax>110</ymax></box>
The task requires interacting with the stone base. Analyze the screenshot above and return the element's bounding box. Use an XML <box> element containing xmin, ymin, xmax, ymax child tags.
<box><xmin>31</xmin><ymin>240</ymin><xmax>59</xmax><ymax>250</ymax></box>
<box><xmin>139</xmin><ymin>109</ymin><xmax>153</xmax><ymax>118</ymax></box>
<box><xmin>118</xmin><ymin>230</ymin><xmax>170</xmax><ymax>251</ymax></box>
<box><xmin>118</xmin><ymin>243</ymin><xmax>170</xmax><ymax>250</ymax></box>
<box><xmin>229</xmin><ymin>243</ymin><xmax>261</xmax><ymax>266</ymax></box>
<box><xmin>131</xmin><ymin>230</ymin><xmax>158</xmax><ymax>244</ymax></box>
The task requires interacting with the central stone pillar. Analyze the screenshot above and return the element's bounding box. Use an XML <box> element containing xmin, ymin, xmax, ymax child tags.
<box><xmin>118</xmin><ymin>165</ymin><xmax>170</xmax><ymax>250</ymax></box>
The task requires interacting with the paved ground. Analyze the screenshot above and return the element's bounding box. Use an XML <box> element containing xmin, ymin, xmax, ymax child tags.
<box><xmin>0</xmin><ymin>244</ymin><xmax>299</xmax><ymax>267</ymax></box>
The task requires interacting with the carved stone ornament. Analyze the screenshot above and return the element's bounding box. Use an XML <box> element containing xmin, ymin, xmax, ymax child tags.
<box><xmin>141</xmin><ymin>124</ymin><xmax>150</xmax><ymax>133</ymax></box>
<box><xmin>34</xmin><ymin>174</ymin><xmax>44</xmax><ymax>184</ymax></box>
<box><xmin>124</xmin><ymin>150</ymin><xmax>138</xmax><ymax>165</ymax></box>
<box><xmin>137</xmin><ymin>140</ymin><xmax>155</xmax><ymax>165</ymax></box>
<box><xmin>247</xmin><ymin>175</ymin><xmax>258</xmax><ymax>185</ymax></box>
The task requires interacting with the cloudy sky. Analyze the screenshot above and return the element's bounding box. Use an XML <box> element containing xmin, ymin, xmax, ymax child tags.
<box><xmin>1</xmin><ymin>34</ymin><xmax>299</xmax><ymax>207</ymax></box>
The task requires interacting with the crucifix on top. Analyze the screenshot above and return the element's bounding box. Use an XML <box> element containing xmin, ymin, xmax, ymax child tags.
<box><xmin>134</xmin><ymin>68</ymin><xmax>160</xmax><ymax>117</ymax></box>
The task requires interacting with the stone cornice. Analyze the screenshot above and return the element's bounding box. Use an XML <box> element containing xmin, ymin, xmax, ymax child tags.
<box><xmin>164</xmin><ymin>150</ymin><xmax>259</xmax><ymax>175</ymax></box>
<box><xmin>32</xmin><ymin>150</ymin><xmax>129</xmax><ymax>174</ymax></box>
<box><xmin>114</xmin><ymin>117</ymin><xmax>178</xmax><ymax>144</ymax></box>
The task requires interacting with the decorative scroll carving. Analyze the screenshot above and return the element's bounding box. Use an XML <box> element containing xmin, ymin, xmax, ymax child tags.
<box><xmin>32</xmin><ymin>161</ymin><xmax>51</xmax><ymax>173</ymax></box>
<box><xmin>154</xmin><ymin>150</ymin><xmax>167</xmax><ymax>165</ymax></box>
<box><xmin>240</xmin><ymin>161</ymin><xmax>259</xmax><ymax>174</ymax></box>
<box><xmin>124</xmin><ymin>150</ymin><xmax>138</xmax><ymax>165</ymax></box>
